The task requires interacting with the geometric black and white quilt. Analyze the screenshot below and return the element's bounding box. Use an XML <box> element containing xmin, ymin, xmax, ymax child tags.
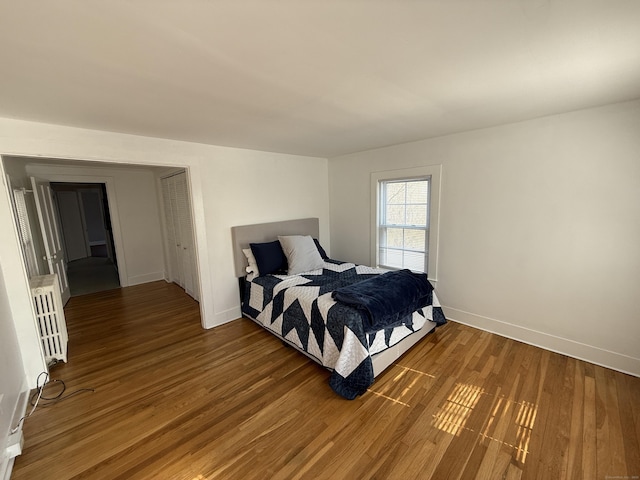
<box><xmin>242</xmin><ymin>259</ymin><xmax>446</xmax><ymax>399</ymax></box>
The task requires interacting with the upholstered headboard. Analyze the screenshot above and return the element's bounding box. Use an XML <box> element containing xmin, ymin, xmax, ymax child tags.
<box><xmin>231</xmin><ymin>218</ymin><xmax>320</xmax><ymax>277</ymax></box>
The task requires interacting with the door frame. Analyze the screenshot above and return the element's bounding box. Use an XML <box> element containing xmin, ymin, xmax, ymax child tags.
<box><xmin>0</xmin><ymin>149</ymin><xmax>214</xmax><ymax>391</ymax></box>
<box><xmin>29</xmin><ymin>173</ymin><xmax>129</xmax><ymax>287</ymax></box>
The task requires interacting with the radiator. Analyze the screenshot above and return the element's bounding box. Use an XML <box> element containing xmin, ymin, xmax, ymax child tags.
<box><xmin>30</xmin><ymin>274</ymin><xmax>68</xmax><ymax>364</ymax></box>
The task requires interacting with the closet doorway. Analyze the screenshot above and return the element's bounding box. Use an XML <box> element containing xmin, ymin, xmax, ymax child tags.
<box><xmin>51</xmin><ymin>182</ymin><xmax>120</xmax><ymax>296</ymax></box>
<box><xmin>160</xmin><ymin>171</ymin><xmax>199</xmax><ymax>301</ymax></box>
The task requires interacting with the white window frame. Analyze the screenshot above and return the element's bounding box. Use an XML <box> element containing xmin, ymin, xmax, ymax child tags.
<box><xmin>371</xmin><ymin>165</ymin><xmax>441</xmax><ymax>281</ymax></box>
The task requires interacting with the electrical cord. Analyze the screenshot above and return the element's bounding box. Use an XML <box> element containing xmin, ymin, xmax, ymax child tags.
<box><xmin>30</xmin><ymin>378</ymin><xmax>95</xmax><ymax>406</ymax></box>
<box><xmin>10</xmin><ymin>371</ymin><xmax>48</xmax><ymax>434</ymax></box>
<box><xmin>10</xmin><ymin>370</ymin><xmax>95</xmax><ymax>434</ymax></box>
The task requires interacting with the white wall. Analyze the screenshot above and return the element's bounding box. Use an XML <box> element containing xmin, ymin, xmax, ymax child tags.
<box><xmin>198</xmin><ymin>151</ymin><xmax>330</xmax><ymax>320</ymax></box>
<box><xmin>0</xmin><ymin>118</ymin><xmax>329</xmax><ymax>384</ymax></box>
<box><xmin>329</xmin><ymin>99</ymin><xmax>640</xmax><ymax>376</ymax></box>
<box><xmin>0</xmin><ymin>260</ymin><xmax>28</xmax><ymax>479</ymax></box>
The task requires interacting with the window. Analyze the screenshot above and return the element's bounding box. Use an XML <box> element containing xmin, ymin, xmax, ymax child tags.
<box><xmin>379</xmin><ymin>178</ymin><xmax>429</xmax><ymax>272</ymax></box>
<box><xmin>371</xmin><ymin>165</ymin><xmax>441</xmax><ymax>279</ymax></box>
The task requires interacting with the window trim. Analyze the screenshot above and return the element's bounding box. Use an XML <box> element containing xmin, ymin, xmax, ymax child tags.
<box><xmin>371</xmin><ymin>165</ymin><xmax>441</xmax><ymax>281</ymax></box>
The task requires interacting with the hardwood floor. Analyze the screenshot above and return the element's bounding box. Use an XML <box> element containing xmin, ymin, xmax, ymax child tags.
<box><xmin>12</xmin><ymin>281</ymin><xmax>640</xmax><ymax>479</ymax></box>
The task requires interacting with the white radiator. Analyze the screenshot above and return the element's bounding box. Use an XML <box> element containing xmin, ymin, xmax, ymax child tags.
<box><xmin>30</xmin><ymin>274</ymin><xmax>68</xmax><ymax>364</ymax></box>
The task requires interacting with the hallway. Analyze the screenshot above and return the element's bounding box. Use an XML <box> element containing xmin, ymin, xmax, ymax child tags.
<box><xmin>67</xmin><ymin>257</ymin><xmax>120</xmax><ymax>296</ymax></box>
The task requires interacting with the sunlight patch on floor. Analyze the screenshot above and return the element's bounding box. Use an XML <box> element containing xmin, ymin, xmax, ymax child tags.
<box><xmin>432</xmin><ymin>383</ymin><xmax>538</xmax><ymax>464</ymax></box>
<box><xmin>392</xmin><ymin>363</ymin><xmax>436</xmax><ymax>378</ymax></box>
<box><xmin>433</xmin><ymin>382</ymin><xmax>483</xmax><ymax>435</ymax></box>
<box><xmin>367</xmin><ymin>362</ymin><xmax>438</xmax><ymax>406</ymax></box>
<box><xmin>366</xmin><ymin>388</ymin><xmax>411</xmax><ymax>407</ymax></box>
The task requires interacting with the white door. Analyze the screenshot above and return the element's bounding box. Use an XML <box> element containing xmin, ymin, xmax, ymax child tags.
<box><xmin>31</xmin><ymin>177</ymin><xmax>71</xmax><ymax>305</ymax></box>
<box><xmin>168</xmin><ymin>175</ymin><xmax>185</xmax><ymax>288</ymax></box>
<box><xmin>175</xmin><ymin>173</ymin><xmax>197</xmax><ymax>299</ymax></box>
<box><xmin>161</xmin><ymin>177</ymin><xmax>180</xmax><ymax>285</ymax></box>
<box><xmin>161</xmin><ymin>173</ymin><xmax>199</xmax><ymax>301</ymax></box>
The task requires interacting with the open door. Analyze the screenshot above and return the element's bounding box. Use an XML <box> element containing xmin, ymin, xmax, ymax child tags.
<box><xmin>31</xmin><ymin>176</ymin><xmax>71</xmax><ymax>305</ymax></box>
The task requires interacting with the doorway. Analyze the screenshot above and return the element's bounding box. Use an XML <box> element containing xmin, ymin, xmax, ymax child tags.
<box><xmin>51</xmin><ymin>182</ymin><xmax>120</xmax><ymax>296</ymax></box>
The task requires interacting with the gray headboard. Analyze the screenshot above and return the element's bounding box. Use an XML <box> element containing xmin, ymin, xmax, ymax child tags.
<box><xmin>231</xmin><ymin>217</ymin><xmax>320</xmax><ymax>277</ymax></box>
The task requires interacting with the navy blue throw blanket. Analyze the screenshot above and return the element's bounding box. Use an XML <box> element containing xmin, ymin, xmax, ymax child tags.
<box><xmin>332</xmin><ymin>269</ymin><xmax>434</xmax><ymax>332</ymax></box>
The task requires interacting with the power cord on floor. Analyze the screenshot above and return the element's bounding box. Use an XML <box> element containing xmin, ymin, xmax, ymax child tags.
<box><xmin>31</xmin><ymin>378</ymin><xmax>95</xmax><ymax>406</ymax></box>
<box><xmin>10</xmin><ymin>368</ymin><xmax>96</xmax><ymax>434</ymax></box>
<box><xmin>10</xmin><ymin>371</ymin><xmax>48</xmax><ymax>434</ymax></box>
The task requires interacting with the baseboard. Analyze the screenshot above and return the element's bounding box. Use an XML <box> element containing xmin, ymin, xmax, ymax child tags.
<box><xmin>127</xmin><ymin>272</ymin><xmax>165</xmax><ymax>286</ymax></box>
<box><xmin>1</xmin><ymin>386</ymin><xmax>29</xmax><ymax>480</ymax></box>
<box><xmin>207</xmin><ymin>306</ymin><xmax>242</xmax><ymax>329</ymax></box>
<box><xmin>443</xmin><ymin>306</ymin><xmax>640</xmax><ymax>377</ymax></box>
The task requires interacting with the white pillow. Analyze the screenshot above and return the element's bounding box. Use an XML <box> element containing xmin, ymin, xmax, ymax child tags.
<box><xmin>278</xmin><ymin>235</ymin><xmax>325</xmax><ymax>275</ymax></box>
<box><xmin>242</xmin><ymin>248</ymin><xmax>260</xmax><ymax>277</ymax></box>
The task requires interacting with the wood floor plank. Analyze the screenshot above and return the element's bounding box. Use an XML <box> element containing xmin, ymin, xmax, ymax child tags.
<box><xmin>595</xmin><ymin>365</ymin><xmax>614</xmax><ymax>479</ymax></box>
<box><xmin>565</xmin><ymin>360</ymin><xmax>585</xmax><ymax>480</ymax></box>
<box><xmin>11</xmin><ymin>281</ymin><xmax>640</xmax><ymax>479</ymax></box>
<box><xmin>616</xmin><ymin>371</ymin><xmax>640</xmax><ymax>477</ymax></box>
<box><xmin>582</xmin><ymin>373</ymin><xmax>598</xmax><ymax>480</ymax></box>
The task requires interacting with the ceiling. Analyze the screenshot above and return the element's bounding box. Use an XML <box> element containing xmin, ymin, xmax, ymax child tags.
<box><xmin>1</xmin><ymin>1</ymin><xmax>639</xmax><ymax>158</ymax></box>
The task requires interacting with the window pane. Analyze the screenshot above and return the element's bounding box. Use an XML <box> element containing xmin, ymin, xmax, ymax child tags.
<box><xmin>406</xmin><ymin>181</ymin><xmax>428</xmax><ymax>204</ymax></box>
<box><xmin>385</xmin><ymin>227</ymin><xmax>404</xmax><ymax>248</ymax></box>
<box><xmin>404</xmin><ymin>250</ymin><xmax>425</xmax><ymax>271</ymax></box>
<box><xmin>378</xmin><ymin>246</ymin><xmax>386</xmax><ymax>265</ymax></box>
<box><xmin>384</xmin><ymin>248</ymin><xmax>403</xmax><ymax>269</ymax></box>
<box><xmin>385</xmin><ymin>205</ymin><xmax>405</xmax><ymax>225</ymax></box>
<box><xmin>406</xmin><ymin>205</ymin><xmax>427</xmax><ymax>226</ymax></box>
<box><xmin>404</xmin><ymin>229</ymin><xmax>425</xmax><ymax>251</ymax></box>
<box><xmin>379</xmin><ymin>247</ymin><xmax>426</xmax><ymax>271</ymax></box>
<box><xmin>385</xmin><ymin>183</ymin><xmax>405</xmax><ymax>204</ymax></box>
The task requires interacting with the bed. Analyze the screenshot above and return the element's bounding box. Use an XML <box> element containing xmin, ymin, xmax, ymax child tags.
<box><xmin>232</xmin><ymin>217</ymin><xmax>446</xmax><ymax>399</ymax></box>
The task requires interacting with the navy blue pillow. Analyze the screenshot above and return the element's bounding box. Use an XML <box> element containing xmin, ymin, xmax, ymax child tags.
<box><xmin>250</xmin><ymin>241</ymin><xmax>287</xmax><ymax>275</ymax></box>
<box><xmin>313</xmin><ymin>238</ymin><xmax>328</xmax><ymax>259</ymax></box>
